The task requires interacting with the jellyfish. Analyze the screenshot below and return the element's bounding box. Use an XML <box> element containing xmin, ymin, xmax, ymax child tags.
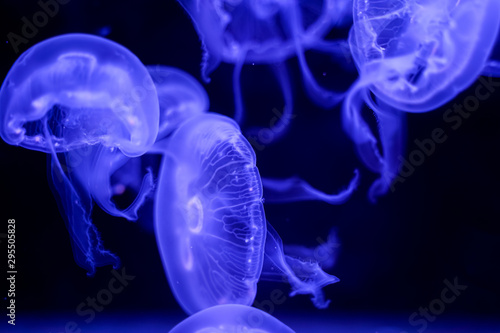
<box><xmin>0</xmin><ymin>33</ymin><xmax>160</xmax><ymax>275</ymax></box>
<box><xmin>147</xmin><ymin>65</ymin><xmax>209</xmax><ymax>140</ymax></box>
<box><xmin>176</xmin><ymin>0</ymin><xmax>352</xmax><ymax>136</ymax></box>
<box><xmin>169</xmin><ymin>304</ymin><xmax>295</xmax><ymax>333</ymax></box>
<box><xmin>343</xmin><ymin>0</ymin><xmax>500</xmax><ymax>201</ymax></box>
<box><xmin>155</xmin><ymin>112</ymin><xmax>342</xmax><ymax>314</ymax></box>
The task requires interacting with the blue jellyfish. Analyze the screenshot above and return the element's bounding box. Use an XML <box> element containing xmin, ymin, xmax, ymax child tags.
<box><xmin>0</xmin><ymin>33</ymin><xmax>159</xmax><ymax>275</ymax></box>
<box><xmin>147</xmin><ymin>65</ymin><xmax>209</xmax><ymax>140</ymax></box>
<box><xmin>343</xmin><ymin>0</ymin><xmax>500</xmax><ymax>201</ymax></box>
<box><xmin>155</xmin><ymin>112</ymin><xmax>340</xmax><ymax>314</ymax></box>
<box><xmin>169</xmin><ymin>304</ymin><xmax>295</xmax><ymax>333</ymax></box>
<box><xmin>176</xmin><ymin>0</ymin><xmax>351</xmax><ymax>133</ymax></box>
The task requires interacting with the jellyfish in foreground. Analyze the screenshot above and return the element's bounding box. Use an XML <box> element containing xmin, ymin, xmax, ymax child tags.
<box><xmin>0</xmin><ymin>33</ymin><xmax>159</xmax><ymax>275</ymax></box>
<box><xmin>155</xmin><ymin>112</ymin><xmax>342</xmax><ymax>314</ymax></box>
<box><xmin>169</xmin><ymin>304</ymin><xmax>295</xmax><ymax>333</ymax></box>
<box><xmin>343</xmin><ymin>0</ymin><xmax>500</xmax><ymax>201</ymax></box>
<box><xmin>176</xmin><ymin>0</ymin><xmax>351</xmax><ymax>135</ymax></box>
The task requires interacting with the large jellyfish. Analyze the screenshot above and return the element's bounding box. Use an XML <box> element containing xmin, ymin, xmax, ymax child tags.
<box><xmin>343</xmin><ymin>0</ymin><xmax>500</xmax><ymax>201</ymax></box>
<box><xmin>176</xmin><ymin>0</ymin><xmax>352</xmax><ymax>134</ymax></box>
<box><xmin>169</xmin><ymin>304</ymin><xmax>295</xmax><ymax>333</ymax></box>
<box><xmin>0</xmin><ymin>33</ymin><xmax>159</xmax><ymax>275</ymax></box>
<box><xmin>155</xmin><ymin>112</ymin><xmax>341</xmax><ymax>314</ymax></box>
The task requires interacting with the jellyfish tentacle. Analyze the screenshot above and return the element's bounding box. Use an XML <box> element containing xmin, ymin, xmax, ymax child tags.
<box><xmin>262</xmin><ymin>169</ymin><xmax>359</xmax><ymax>204</ymax></box>
<box><xmin>342</xmin><ymin>79</ymin><xmax>384</xmax><ymax>174</ymax></box>
<box><xmin>90</xmin><ymin>150</ymin><xmax>154</xmax><ymax>220</ymax></box>
<box><xmin>294</xmin><ymin>39</ymin><xmax>345</xmax><ymax>108</ymax></box>
<box><xmin>233</xmin><ymin>49</ymin><xmax>247</xmax><ymax>124</ymax></box>
<box><xmin>245</xmin><ymin>62</ymin><xmax>294</xmax><ymax>145</ymax></box>
<box><xmin>363</xmin><ymin>92</ymin><xmax>406</xmax><ymax>202</ymax></box>
<box><xmin>44</xmin><ymin>123</ymin><xmax>119</xmax><ymax>276</ymax></box>
<box><xmin>289</xmin><ymin>5</ymin><xmax>344</xmax><ymax>108</ymax></box>
<box><xmin>308</xmin><ymin>39</ymin><xmax>357</xmax><ymax>73</ymax></box>
<box><xmin>260</xmin><ymin>222</ymin><xmax>339</xmax><ymax>309</ymax></box>
<box><xmin>284</xmin><ymin>227</ymin><xmax>340</xmax><ymax>271</ymax></box>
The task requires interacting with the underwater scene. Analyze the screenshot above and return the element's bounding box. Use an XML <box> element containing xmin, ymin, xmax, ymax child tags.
<box><xmin>1</xmin><ymin>0</ymin><xmax>499</xmax><ymax>332</ymax></box>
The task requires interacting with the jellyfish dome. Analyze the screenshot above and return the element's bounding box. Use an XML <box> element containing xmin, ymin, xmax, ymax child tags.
<box><xmin>169</xmin><ymin>304</ymin><xmax>295</xmax><ymax>333</ymax></box>
<box><xmin>0</xmin><ymin>33</ymin><xmax>159</xmax><ymax>274</ymax></box>
<box><xmin>343</xmin><ymin>0</ymin><xmax>500</xmax><ymax>201</ymax></box>
<box><xmin>350</xmin><ymin>0</ymin><xmax>500</xmax><ymax>112</ymax></box>
<box><xmin>147</xmin><ymin>65</ymin><xmax>209</xmax><ymax>140</ymax></box>
<box><xmin>156</xmin><ymin>113</ymin><xmax>266</xmax><ymax>313</ymax></box>
<box><xmin>155</xmin><ymin>113</ymin><xmax>339</xmax><ymax>314</ymax></box>
<box><xmin>0</xmin><ymin>33</ymin><xmax>159</xmax><ymax>155</ymax></box>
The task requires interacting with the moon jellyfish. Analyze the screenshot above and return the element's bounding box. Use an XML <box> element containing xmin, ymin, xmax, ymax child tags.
<box><xmin>0</xmin><ymin>33</ymin><xmax>159</xmax><ymax>275</ymax></box>
<box><xmin>155</xmin><ymin>112</ymin><xmax>339</xmax><ymax>314</ymax></box>
<box><xmin>176</xmin><ymin>0</ymin><xmax>350</xmax><ymax>133</ymax></box>
<box><xmin>147</xmin><ymin>65</ymin><xmax>209</xmax><ymax>140</ymax></box>
<box><xmin>169</xmin><ymin>304</ymin><xmax>295</xmax><ymax>333</ymax></box>
<box><xmin>343</xmin><ymin>0</ymin><xmax>500</xmax><ymax>201</ymax></box>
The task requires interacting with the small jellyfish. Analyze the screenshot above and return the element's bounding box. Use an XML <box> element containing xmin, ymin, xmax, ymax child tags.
<box><xmin>155</xmin><ymin>113</ymin><xmax>339</xmax><ymax>314</ymax></box>
<box><xmin>343</xmin><ymin>0</ymin><xmax>500</xmax><ymax>201</ymax></box>
<box><xmin>176</xmin><ymin>0</ymin><xmax>351</xmax><ymax>134</ymax></box>
<box><xmin>0</xmin><ymin>33</ymin><xmax>159</xmax><ymax>275</ymax></box>
<box><xmin>169</xmin><ymin>304</ymin><xmax>295</xmax><ymax>333</ymax></box>
<box><xmin>147</xmin><ymin>65</ymin><xmax>209</xmax><ymax>140</ymax></box>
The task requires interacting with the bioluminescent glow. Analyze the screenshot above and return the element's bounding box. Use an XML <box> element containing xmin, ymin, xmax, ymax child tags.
<box><xmin>169</xmin><ymin>304</ymin><xmax>295</xmax><ymax>333</ymax></box>
<box><xmin>343</xmin><ymin>0</ymin><xmax>500</xmax><ymax>201</ymax></box>
<box><xmin>147</xmin><ymin>65</ymin><xmax>209</xmax><ymax>140</ymax></box>
<box><xmin>155</xmin><ymin>113</ymin><xmax>338</xmax><ymax>314</ymax></box>
<box><xmin>0</xmin><ymin>33</ymin><xmax>159</xmax><ymax>275</ymax></box>
<box><xmin>176</xmin><ymin>0</ymin><xmax>351</xmax><ymax>134</ymax></box>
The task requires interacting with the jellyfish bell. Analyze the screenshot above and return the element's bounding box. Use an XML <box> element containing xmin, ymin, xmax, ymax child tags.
<box><xmin>350</xmin><ymin>0</ymin><xmax>500</xmax><ymax>112</ymax></box>
<box><xmin>343</xmin><ymin>0</ymin><xmax>500</xmax><ymax>201</ymax></box>
<box><xmin>0</xmin><ymin>33</ymin><xmax>158</xmax><ymax>155</ymax></box>
<box><xmin>155</xmin><ymin>112</ymin><xmax>340</xmax><ymax>314</ymax></box>
<box><xmin>147</xmin><ymin>65</ymin><xmax>209</xmax><ymax>140</ymax></box>
<box><xmin>0</xmin><ymin>33</ymin><xmax>159</xmax><ymax>275</ymax></box>
<box><xmin>168</xmin><ymin>304</ymin><xmax>295</xmax><ymax>333</ymax></box>
<box><xmin>156</xmin><ymin>113</ymin><xmax>266</xmax><ymax>313</ymax></box>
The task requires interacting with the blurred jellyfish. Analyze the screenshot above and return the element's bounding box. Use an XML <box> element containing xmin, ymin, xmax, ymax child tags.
<box><xmin>343</xmin><ymin>0</ymin><xmax>500</xmax><ymax>201</ymax></box>
<box><xmin>147</xmin><ymin>65</ymin><xmax>209</xmax><ymax>140</ymax></box>
<box><xmin>177</xmin><ymin>0</ymin><xmax>352</xmax><ymax>134</ymax></box>
<box><xmin>169</xmin><ymin>304</ymin><xmax>295</xmax><ymax>333</ymax></box>
<box><xmin>0</xmin><ymin>33</ymin><xmax>159</xmax><ymax>275</ymax></box>
<box><xmin>155</xmin><ymin>113</ymin><xmax>340</xmax><ymax>314</ymax></box>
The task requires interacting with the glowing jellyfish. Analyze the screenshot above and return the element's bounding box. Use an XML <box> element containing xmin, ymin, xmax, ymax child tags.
<box><xmin>343</xmin><ymin>0</ymin><xmax>500</xmax><ymax>201</ymax></box>
<box><xmin>0</xmin><ymin>33</ymin><xmax>159</xmax><ymax>275</ymax></box>
<box><xmin>169</xmin><ymin>304</ymin><xmax>295</xmax><ymax>333</ymax></box>
<box><xmin>147</xmin><ymin>65</ymin><xmax>209</xmax><ymax>140</ymax></box>
<box><xmin>155</xmin><ymin>112</ymin><xmax>339</xmax><ymax>314</ymax></box>
<box><xmin>176</xmin><ymin>0</ymin><xmax>351</xmax><ymax>132</ymax></box>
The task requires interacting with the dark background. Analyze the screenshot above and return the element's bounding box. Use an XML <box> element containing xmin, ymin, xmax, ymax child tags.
<box><xmin>0</xmin><ymin>0</ymin><xmax>499</xmax><ymax>332</ymax></box>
